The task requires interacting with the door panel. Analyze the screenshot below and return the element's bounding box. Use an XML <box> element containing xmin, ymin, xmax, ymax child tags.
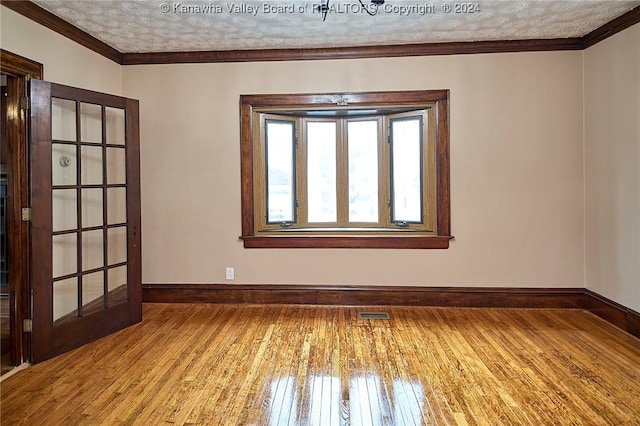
<box><xmin>30</xmin><ymin>80</ymin><xmax>141</xmax><ymax>363</ymax></box>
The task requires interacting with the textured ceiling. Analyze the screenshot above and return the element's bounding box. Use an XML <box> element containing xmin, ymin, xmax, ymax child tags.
<box><xmin>30</xmin><ymin>0</ymin><xmax>640</xmax><ymax>52</ymax></box>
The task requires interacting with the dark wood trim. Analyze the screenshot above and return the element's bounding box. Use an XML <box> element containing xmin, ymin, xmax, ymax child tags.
<box><xmin>142</xmin><ymin>284</ymin><xmax>640</xmax><ymax>339</ymax></box>
<box><xmin>0</xmin><ymin>50</ymin><xmax>43</xmax><ymax>366</ymax></box>
<box><xmin>583</xmin><ymin>289</ymin><xmax>640</xmax><ymax>339</ymax></box>
<box><xmin>0</xmin><ymin>0</ymin><xmax>122</xmax><ymax>64</ymax></box>
<box><xmin>240</xmin><ymin>235</ymin><xmax>453</xmax><ymax>249</ymax></box>
<box><xmin>582</xmin><ymin>5</ymin><xmax>640</xmax><ymax>48</ymax></box>
<box><xmin>3</xmin><ymin>2</ymin><xmax>638</xmax><ymax>65</ymax></box>
<box><xmin>142</xmin><ymin>284</ymin><xmax>585</xmax><ymax>309</ymax></box>
<box><xmin>0</xmin><ymin>49</ymin><xmax>44</xmax><ymax>77</ymax></box>
<box><xmin>121</xmin><ymin>38</ymin><xmax>584</xmax><ymax>65</ymax></box>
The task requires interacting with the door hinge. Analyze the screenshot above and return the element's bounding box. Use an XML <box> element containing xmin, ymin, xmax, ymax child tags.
<box><xmin>23</xmin><ymin>319</ymin><xmax>33</xmax><ymax>333</ymax></box>
<box><xmin>21</xmin><ymin>207</ymin><xmax>32</xmax><ymax>221</ymax></box>
<box><xmin>20</xmin><ymin>95</ymin><xmax>30</xmax><ymax>110</ymax></box>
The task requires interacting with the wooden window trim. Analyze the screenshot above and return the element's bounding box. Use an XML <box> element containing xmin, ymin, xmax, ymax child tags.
<box><xmin>240</xmin><ymin>90</ymin><xmax>452</xmax><ymax>249</ymax></box>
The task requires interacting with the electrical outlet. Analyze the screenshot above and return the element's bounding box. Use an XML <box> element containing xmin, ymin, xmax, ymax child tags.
<box><xmin>225</xmin><ymin>267</ymin><xmax>235</xmax><ymax>280</ymax></box>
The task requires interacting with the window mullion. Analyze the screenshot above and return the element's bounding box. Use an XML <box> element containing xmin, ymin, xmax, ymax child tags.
<box><xmin>298</xmin><ymin>118</ymin><xmax>308</xmax><ymax>228</ymax></box>
<box><xmin>336</xmin><ymin>119</ymin><xmax>349</xmax><ymax>226</ymax></box>
<box><xmin>380</xmin><ymin>118</ymin><xmax>391</xmax><ymax>228</ymax></box>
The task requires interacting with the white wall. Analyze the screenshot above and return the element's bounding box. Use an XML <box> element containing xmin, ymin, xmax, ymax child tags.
<box><xmin>584</xmin><ymin>23</ymin><xmax>640</xmax><ymax>312</ymax></box>
<box><xmin>123</xmin><ymin>51</ymin><xmax>585</xmax><ymax>287</ymax></box>
<box><xmin>0</xmin><ymin>7</ymin><xmax>122</xmax><ymax>94</ymax></box>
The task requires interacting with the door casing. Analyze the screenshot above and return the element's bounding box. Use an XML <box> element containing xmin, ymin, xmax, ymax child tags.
<box><xmin>0</xmin><ymin>49</ymin><xmax>43</xmax><ymax>366</ymax></box>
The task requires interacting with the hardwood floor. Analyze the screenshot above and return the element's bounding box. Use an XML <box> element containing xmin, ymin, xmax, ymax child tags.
<box><xmin>0</xmin><ymin>293</ymin><xmax>10</xmax><ymax>376</ymax></box>
<box><xmin>1</xmin><ymin>303</ymin><xmax>639</xmax><ymax>425</ymax></box>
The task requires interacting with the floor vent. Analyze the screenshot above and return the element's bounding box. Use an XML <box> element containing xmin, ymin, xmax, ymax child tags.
<box><xmin>358</xmin><ymin>312</ymin><xmax>390</xmax><ymax>320</ymax></box>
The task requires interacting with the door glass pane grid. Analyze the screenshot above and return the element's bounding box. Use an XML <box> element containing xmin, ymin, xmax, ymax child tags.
<box><xmin>51</xmin><ymin>99</ymin><xmax>130</xmax><ymax>322</ymax></box>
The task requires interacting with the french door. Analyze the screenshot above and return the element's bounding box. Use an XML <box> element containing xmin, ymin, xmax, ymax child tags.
<box><xmin>30</xmin><ymin>80</ymin><xmax>141</xmax><ymax>363</ymax></box>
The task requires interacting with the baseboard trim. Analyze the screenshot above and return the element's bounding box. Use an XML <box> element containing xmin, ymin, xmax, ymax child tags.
<box><xmin>142</xmin><ymin>284</ymin><xmax>640</xmax><ymax>339</ymax></box>
<box><xmin>583</xmin><ymin>289</ymin><xmax>640</xmax><ymax>338</ymax></box>
<box><xmin>142</xmin><ymin>284</ymin><xmax>584</xmax><ymax>308</ymax></box>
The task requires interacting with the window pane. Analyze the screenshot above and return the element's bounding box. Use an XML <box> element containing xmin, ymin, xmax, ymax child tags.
<box><xmin>348</xmin><ymin>121</ymin><xmax>378</xmax><ymax>223</ymax></box>
<box><xmin>51</xmin><ymin>98</ymin><xmax>76</xmax><ymax>142</ymax></box>
<box><xmin>81</xmin><ymin>145</ymin><xmax>103</xmax><ymax>185</ymax></box>
<box><xmin>108</xmin><ymin>266</ymin><xmax>128</xmax><ymax>306</ymax></box>
<box><xmin>80</xmin><ymin>103</ymin><xmax>103</xmax><ymax>143</ymax></box>
<box><xmin>105</xmin><ymin>107</ymin><xmax>126</xmax><ymax>145</ymax></box>
<box><xmin>107</xmin><ymin>187</ymin><xmax>127</xmax><ymax>225</ymax></box>
<box><xmin>307</xmin><ymin>122</ymin><xmax>337</xmax><ymax>223</ymax></box>
<box><xmin>81</xmin><ymin>188</ymin><xmax>103</xmax><ymax>228</ymax></box>
<box><xmin>53</xmin><ymin>277</ymin><xmax>78</xmax><ymax>322</ymax></box>
<box><xmin>82</xmin><ymin>230</ymin><xmax>104</xmax><ymax>271</ymax></box>
<box><xmin>82</xmin><ymin>271</ymin><xmax>104</xmax><ymax>315</ymax></box>
<box><xmin>266</xmin><ymin>120</ymin><xmax>295</xmax><ymax>223</ymax></box>
<box><xmin>391</xmin><ymin>117</ymin><xmax>422</xmax><ymax>223</ymax></box>
<box><xmin>52</xmin><ymin>144</ymin><xmax>76</xmax><ymax>186</ymax></box>
<box><xmin>53</xmin><ymin>189</ymin><xmax>77</xmax><ymax>232</ymax></box>
<box><xmin>53</xmin><ymin>233</ymin><xmax>77</xmax><ymax>278</ymax></box>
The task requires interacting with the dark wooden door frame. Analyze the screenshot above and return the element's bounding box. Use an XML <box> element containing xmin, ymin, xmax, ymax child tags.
<box><xmin>0</xmin><ymin>49</ymin><xmax>43</xmax><ymax>365</ymax></box>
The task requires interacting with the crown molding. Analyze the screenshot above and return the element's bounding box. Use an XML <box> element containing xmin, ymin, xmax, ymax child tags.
<box><xmin>1</xmin><ymin>0</ymin><xmax>123</xmax><ymax>64</ymax></box>
<box><xmin>121</xmin><ymin>38</ymin><xmax>584</xmax><ymax>65</ymax></box>
<box><xmin>582</xmin><ymin>4</ymin><xmax>640</xmax><ymax>48</ymax></box>
<box><xmin>1</xmin><ymin>1</ymin><xmax>638</xmax><ymax>64</ymax></box>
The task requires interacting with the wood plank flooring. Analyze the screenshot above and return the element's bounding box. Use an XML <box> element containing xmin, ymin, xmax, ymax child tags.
<box><xmin>0</xmin><ymin>293</ymin><xmax>11</xmax><ymax>375</ymax></box>
<box><xmin>1</xmin><ymin>303</ymin><xmax>639</xmax><ymax>425</ymax></box>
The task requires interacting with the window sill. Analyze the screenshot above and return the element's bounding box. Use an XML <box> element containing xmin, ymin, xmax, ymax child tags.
<box><xmin>240</xmin><ymin>235</ymin><xmax>453</xmax><ymax>249</ymax></box>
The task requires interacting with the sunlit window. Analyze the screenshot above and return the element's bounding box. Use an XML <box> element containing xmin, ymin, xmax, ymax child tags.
<box><xmin>240</xmin><ymin>91</ymin><xmax>452</xmax><ymax>249</ymax></box>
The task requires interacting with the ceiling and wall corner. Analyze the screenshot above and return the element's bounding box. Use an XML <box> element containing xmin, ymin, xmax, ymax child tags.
<box><xmin>0</xmin><ymin>6</ymin><xmax>123</xmax><ymax>94</ymax></box>
<box><xmin>2</xmin><ymin>1</ymin><xmax>639</xmax><ymax>63</ymax></box>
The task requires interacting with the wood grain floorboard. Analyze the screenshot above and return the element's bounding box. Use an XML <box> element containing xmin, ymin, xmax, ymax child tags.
<box><xmin>1</xmin><ymin>303</ymin><xmax>639</xmax><ymax>425</ymax></box>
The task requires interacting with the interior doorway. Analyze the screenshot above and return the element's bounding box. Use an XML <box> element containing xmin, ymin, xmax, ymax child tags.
<box><xmin>1</xmin><ymin>73</ymin><xmax>9</xmax><ymax>374</ymax></box>
<box><xmin>0</xmin><ymin>50</ymin><xmax>43</xmax><ymax>375</ymax></box>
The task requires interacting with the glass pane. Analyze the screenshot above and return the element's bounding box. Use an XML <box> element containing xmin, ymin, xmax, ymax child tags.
<box><xmin>107</xmin><ymin>147</ymin><xmax>126</xmax><ymax>185</ymax></box>
<box><xmin>53</xmin><ymin>189</ymin><xmax>77</xmax><ymax>232</ymax></box>
<box><xmin>265</xmin><ymin>120</ymin><xmax>295</xmax><ymax>223</ymax></box>
<box><xmin>307</xmin><ymin>122</ymin><xmax>336</xmax><ymax>223</ymax></box>
<box><xmin>107</xmin><ymin>187</ymin><xmax>127</xmax><ymax>225</ymax></box>
<box><xmin>53</xmin><ymin>277</ymin><xmax>78</xmax><ymax>322</ymax></box>
<box><xmin>81</xmin><ymin>188</ymin><xmax>103</xmax><ymax>228</ymax></box>
<box><xmin>80</xmin><ymin>103</ymin><xmax>102</xmax><ymax>143</ymax></box>
<box><xmin>348</xmin><ymin>121</ymin><xmax>378</xmax><ymax>223</ymax></box>
<box><xmin>108</xmin><ymin>266</ymin><xmax>128</xmax><ymax>306</ymax></box>
<box><xmin>108</xmin><ymin>226</ymin><xmax>127</xmax><ymax>266</ymax></box>
<box><xmin>52</xmin><ymin>144</ymin><xmax>76</xmax><ymax>186</ymax></box>
<box><xmin>82</xmin><ymin>230</ymin><xmax>104</xmax><ymax>271</ymax></box>
<box><xmin>82</xmin><ymin>272</ymin><xmax>104</xmax><ymax>315</ymax></box>
<box><xmin>106</xmin><ymin>107</ymin><xmax>126</xmax><ymax>145</ymax></box>
<box><xmin>51</xmin><ymin>98</ymin><xmax>76</xmax><ymax>141</ymax></box>
<box><xmin>53</xmin><ymin>233</ymin><xmax>77</xmax><ymax>278</ymax></box>
<box><xmin>391</xmin><ymin>118</ymin><xmax>422</xmax><ymax>223</ymax></box>
<box><xmin>81</xmin><ymin>145</ymin><xmax>103</xmax><ymax>185</ymax></box>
